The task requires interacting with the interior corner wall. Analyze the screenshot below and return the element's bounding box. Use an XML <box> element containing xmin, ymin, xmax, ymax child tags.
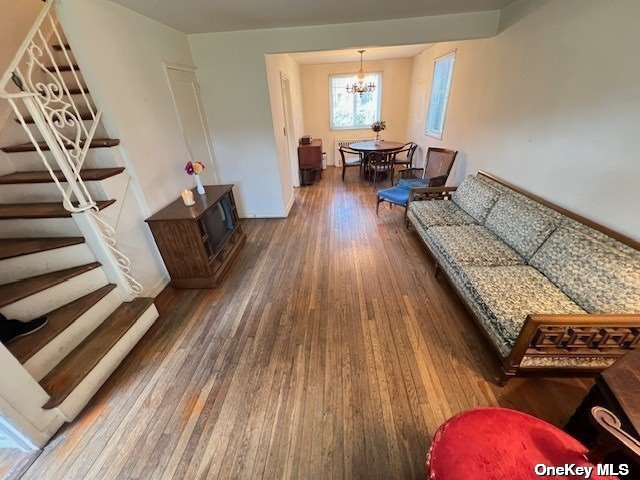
<box><xmin>56</xmin><ymin>0</ymin><xmax>199</xmax><ymax>293</ymax></box>
<box><xmin>188</xmin><ymin>10</ymin><xmax>500</xmax><ymax>218</ymax></box>
<box><xmin>265</xmin><ymin>54</ymin><xmax>305</xmax><ymax>211</ymax></box>
<box><xmin>406</xmin><ymin>0</ymin><xmax>640</xmax><ymax>241</ymax></box>
<box><xmin>301</xmin><ymin>58</ymin><xmax>413</xmax><ymax>166</ymax></box>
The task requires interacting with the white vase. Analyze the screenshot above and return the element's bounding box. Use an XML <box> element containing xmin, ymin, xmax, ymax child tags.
<box><xmin>194</xmin><ymin>175</ymin><xmax>205</xmax><ymax>195</ymax></box>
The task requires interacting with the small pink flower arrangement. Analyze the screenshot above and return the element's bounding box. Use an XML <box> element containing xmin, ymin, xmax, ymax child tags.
<box><xmin>185</xmin><ymin>161</ymin><xmax>205</xmax><ymax>175</ymax></box>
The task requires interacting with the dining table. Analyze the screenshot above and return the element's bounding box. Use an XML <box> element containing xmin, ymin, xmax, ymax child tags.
<box><xmin>348</xmin><ymin>140</ymin><xmax>405</xmax><ymax>181</ymax></box>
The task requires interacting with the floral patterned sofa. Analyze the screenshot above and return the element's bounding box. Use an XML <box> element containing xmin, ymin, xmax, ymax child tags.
<box><xmin>406</xmin><ymin>171</ymin><xmax>640</xmax><ymax>384</ymax></box>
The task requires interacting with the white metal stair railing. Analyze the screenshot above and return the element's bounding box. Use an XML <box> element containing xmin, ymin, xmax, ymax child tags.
<box><xmin>0</xmin><ymin>0</ymin><xmax>142</xmax><ymax>296</ymax></box>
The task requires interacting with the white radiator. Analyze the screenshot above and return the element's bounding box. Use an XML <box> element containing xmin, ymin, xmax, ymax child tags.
<box><xmin>333</xmin><ymin>138</ymin><xmax>373</xmax><ymax>166</ymax></box>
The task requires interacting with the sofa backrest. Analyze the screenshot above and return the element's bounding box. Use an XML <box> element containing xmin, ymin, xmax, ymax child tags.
<box><xmin>530</xmin><ymin>224</ymin><xmax>640</xmax><ymax>313</ymax></box>
<box><xmin>475</xmin><ymin>172</ymin><xmax>640</xmax><ymax>313</ymax></box>
<box><xmin>484</xmin><ymin>194</ymin><xmax>560</xmax><ymax>261</ymax></box>
<box><xmin>451</xmin><ymin>176</ymin><xmax>500</xmax><ymax>223</ymax></box>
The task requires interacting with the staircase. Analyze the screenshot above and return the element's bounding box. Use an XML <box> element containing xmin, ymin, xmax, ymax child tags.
<box><xmin>0</xmin><ymin>0</ymin><xmax>158</xmax><ymax>447</ymax></box>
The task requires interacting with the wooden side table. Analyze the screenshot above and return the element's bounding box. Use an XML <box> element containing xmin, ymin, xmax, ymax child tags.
<box><xmin>565</xmin><ymin>351</ymin><xmax>640</xmax><ymax>473</ymax></box>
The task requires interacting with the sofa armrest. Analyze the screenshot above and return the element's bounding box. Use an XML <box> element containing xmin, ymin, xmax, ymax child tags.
<box><xmin>505</xmin><ymin>314</ymin><xmax>640</xmax><ymax>370</ymax></box>
<box><xmin>409</xmin><ymin>186</ymin><xmax>457</xmax><ymax>203</ymax></box>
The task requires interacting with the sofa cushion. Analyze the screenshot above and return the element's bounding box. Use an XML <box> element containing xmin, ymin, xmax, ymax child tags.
<box><xmin>484</xmin><ymin>194</ymin><xmax>559</xmax><ymax>260</ymax></box>
<box><xmin>426</xmin><ymin>225</ymin><xmax>525</xmax><ymax>270</ymax></box>
<box><xmin>462</xmin><ymin>265</ymin><xmax>586</xmax><ymax>355</ymax></box>
<box><xmin>530</xmin><ymin>225</ymin><xmax>640</xmax><ymax>313</ymax></box>
<box><xmin>408</xmin><ymin>200</ymin><xmax>477</xmax><ymax>229</ymax></box>
<box><xmin>478</xmin><ymin>173</ymin><xmax>565</xmax><ymax>221</ymax></box>
<box><xmin>451</xmin><ymin>176</ymin><xmax>500</xmax><ymax>223</ymax></box>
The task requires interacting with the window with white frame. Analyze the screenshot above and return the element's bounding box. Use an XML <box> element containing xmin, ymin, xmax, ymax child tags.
<box><xmin>425</xmin><ymin>52</ymin><xmax>455</xmax><ymax>139</ymax></box>
<box><xmin>329</xmin><ymin>73</ymin><xmax>382</xmax><ymax>130</ymax></box>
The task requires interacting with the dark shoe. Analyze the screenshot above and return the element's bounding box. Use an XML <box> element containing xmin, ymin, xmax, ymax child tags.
<box><xmin>0</xmin><ymin>315</ymin><xmax>48</xmax><ymax>343</ymax></box>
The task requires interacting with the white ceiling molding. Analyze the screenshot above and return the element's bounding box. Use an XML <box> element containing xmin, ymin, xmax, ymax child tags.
<box><xmin>289</xmin><ymin>44</ymin><xmax>434</xmax><ymax>66</ymax></box>
<box><xmin>108</xmin><ymin>0</ymin><xmax>514</xmax><ymax>34</ymax></box>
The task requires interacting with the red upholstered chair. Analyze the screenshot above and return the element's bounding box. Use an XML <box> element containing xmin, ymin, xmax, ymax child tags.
<box><xmin>426</xmin><ymin>407</ymin><xmax>640</xmax><ymax>480</ymax></box>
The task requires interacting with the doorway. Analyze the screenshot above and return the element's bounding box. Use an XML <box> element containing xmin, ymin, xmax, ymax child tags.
<box><xmin>164</xmin><ymin>63</ymin><xmax>221</xmax><ymax>185</ymax></box>
<box><xmin>280</xmin><ymin>72</ymin><xmax>300</xmax><ymax>187</ymax></box>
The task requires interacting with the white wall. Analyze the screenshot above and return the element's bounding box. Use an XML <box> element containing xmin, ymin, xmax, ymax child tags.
<box><xmin>189</xmin><ymin>10</ymin><xmax>500</xmax><ymax>217</ymax></box>
<box><xmin>406</xmin><ymin>0</ymin><xmax>640</xmax><ymax>241</ymax></box>
<box><xmin>57</xmin><ymin>0</ymin><xmax>201</xmax><ymax>293</ymax></box>
<box><xmin>301</xmin><ymin>58</ymin><xmax>413</xmax><ymax>165</ymax></box>
<box><xmin>265</xmin><ymin>54</ymin><xmax>305</xmax><ymax>212</ymax></box>
<box><xmin>0</xmin><ymin>0</ymin><xmax>43</xmax><ymax>176</ymax></box>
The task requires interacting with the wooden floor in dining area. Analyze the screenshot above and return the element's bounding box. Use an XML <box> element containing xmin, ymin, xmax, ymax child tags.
<box><xmin>21</xmin><ymin>167</ymin><xmax>591</xmax><ymax>480</ymax></box>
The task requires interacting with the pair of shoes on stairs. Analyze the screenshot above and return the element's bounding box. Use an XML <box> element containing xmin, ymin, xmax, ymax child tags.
<box><xmin>0</xmin><ymin>313</ymin><xmax>48</xmax><ymax>344</ymax></box>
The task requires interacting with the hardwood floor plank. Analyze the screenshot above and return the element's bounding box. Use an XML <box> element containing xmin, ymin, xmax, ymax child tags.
<box><xmin>19</xmin><ymin>167</ymin><xmax>591</xmax><ymax>480</ymax></box>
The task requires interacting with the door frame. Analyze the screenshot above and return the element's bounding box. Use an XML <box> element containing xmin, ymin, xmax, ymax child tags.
<box><xmin>279</xmin><ymin>72</ymin><xmax>300</xmax><ymax>188</ymax></box>
<box><xmin>162</xmin><ymin>62</ymin><xmax>222</xmax><ymax>183</ymax></box>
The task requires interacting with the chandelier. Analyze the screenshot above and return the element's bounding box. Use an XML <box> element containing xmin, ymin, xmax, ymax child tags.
<box><xmin>346</xmin><ymin>50</ymin><xmax>376</xmax><ymax>95</ymax></box>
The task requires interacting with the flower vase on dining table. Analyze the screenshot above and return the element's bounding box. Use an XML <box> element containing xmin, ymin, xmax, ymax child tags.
<box><xmin>371</xmin><ymin>120</ymin><xmax>386</xmax><ymax>146</ymax></box>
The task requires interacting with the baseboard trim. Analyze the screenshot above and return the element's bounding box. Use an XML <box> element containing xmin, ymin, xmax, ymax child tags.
<box><xmin>237</xmin><ymin>193</ymin><xmax>296</xmax><ymax>219</ymax></box>
<box><xmin>238</xmin><ymin>211</ymin><xmax>287</xmax><ymax>219</ymax></box>
<box><xmin>147</xmin><ymin>275</ymin><xmax>170</xmax><ymax>298</ymax></box>
<box><xmin>284</xmin><ymin>195</ymin><xmax>295</xmax><ymax>217</ymax></box>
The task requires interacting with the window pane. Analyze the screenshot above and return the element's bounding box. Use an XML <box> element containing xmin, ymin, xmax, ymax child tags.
<box><xmin>331</xmin><ymin>76</ymin><xmax>355</xmax><ymax>128</ymax></box>
<box><xmin>426</xmin><ymin>53</ymin><xmax>455</xmax><ymax>137</ymax></box>
<box><xmin>330</xmin><ymin>73</ymin><xmax>381</xmax><ymax>129</ymax></box>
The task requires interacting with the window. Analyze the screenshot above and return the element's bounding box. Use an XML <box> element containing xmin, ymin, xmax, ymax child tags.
<box><xmin>426</xmin><ymin>52</ymin><xmax>455</xmax><ymax>139</ymax></box>
<box><xmin>329</xmin><ymin>73</ymin><xmax>382</xmax><ymax>130</ymax></box>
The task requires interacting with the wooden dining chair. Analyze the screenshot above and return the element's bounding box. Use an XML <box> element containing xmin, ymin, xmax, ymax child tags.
<box><xmin>339</xmin><ymin>147</ymin><xmax>363</xmax><ymax>181</ymax></box>
<box><xmin>368</xmin><ymin>151</ymin><xmax>394</xmax><ymax>187</ymax></box>
<box><xmin>392</xmin><ymin>142</ymin><xmax>418</xmax><ymax>169</ymax></box>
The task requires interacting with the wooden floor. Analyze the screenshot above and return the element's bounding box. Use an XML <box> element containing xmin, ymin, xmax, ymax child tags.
<box><xmin>19</xmin><ymin>167</ymin><xmax>591</xmax><ymax>479</ymax></box>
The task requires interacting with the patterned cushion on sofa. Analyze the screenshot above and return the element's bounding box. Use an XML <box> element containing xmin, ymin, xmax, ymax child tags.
<box><xmin>407</xmin><ymin>200</ymin><xmax>477</xmax><ymax>230</ymax></box>
<box><xmin>478</xmin><ymin>174</ymin><xmax>564</xmax><ymax>220</ymax></box>
<box><xmin>426</xmin><ymin>225</ymin><xmax>525</xmax><ymax>270</ymax></box>
<box><xmin>530</xmin><ymin>225</ymin><xmax>640</xmax><ymax>313</ymax></box>
<box><xmin>484</xmin><ymin>194</ymin><xmax>559</xmax><ymax>260</ymax></box>
<box><xmin>451</xmin><ymin>176</ymin><xmax>500</xmax><ymax>223</ymax></box>
<box><xmin>461</xmin><ymin>266</ymin><xmax>586</xmax><ymax>355</ymax></box>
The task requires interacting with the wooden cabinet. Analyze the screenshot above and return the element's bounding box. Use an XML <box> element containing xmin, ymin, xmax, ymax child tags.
<box><xmin>145</xmin><ymin>185</ymin><xmax>246</xmax><ymax>289</ymax></box>
<box><xmin>298</xmin><ymin>139</ymin><xmax>322</xmax><ymax>184</ymax></box>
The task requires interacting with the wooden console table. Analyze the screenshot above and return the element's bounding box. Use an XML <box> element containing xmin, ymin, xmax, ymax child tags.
<box><xmin>146</xmin><ymin>185</ymin><xmax>246</xmax><ymax>288</ymax></box>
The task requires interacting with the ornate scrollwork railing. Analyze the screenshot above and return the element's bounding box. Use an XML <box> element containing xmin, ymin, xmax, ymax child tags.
<box><xmin>89</xmin><ymin>210</ymin><xmax>143</xmax><ymax>295</ymax></box>
<box><xmin>0</xmin><ymin>0</ymin><xmax>142</xmax><ymax>295</ymax></box>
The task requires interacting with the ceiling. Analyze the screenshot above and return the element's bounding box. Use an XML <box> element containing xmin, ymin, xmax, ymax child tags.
<box><xmin>289</xmin><ymin>44</ymin><xmax>433</xmax><ymax>66</ymax></box>
<box><xmin>109</xmin><ymin>0</ymin><xmax>514</xmax><ymax>34</ymax></box>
